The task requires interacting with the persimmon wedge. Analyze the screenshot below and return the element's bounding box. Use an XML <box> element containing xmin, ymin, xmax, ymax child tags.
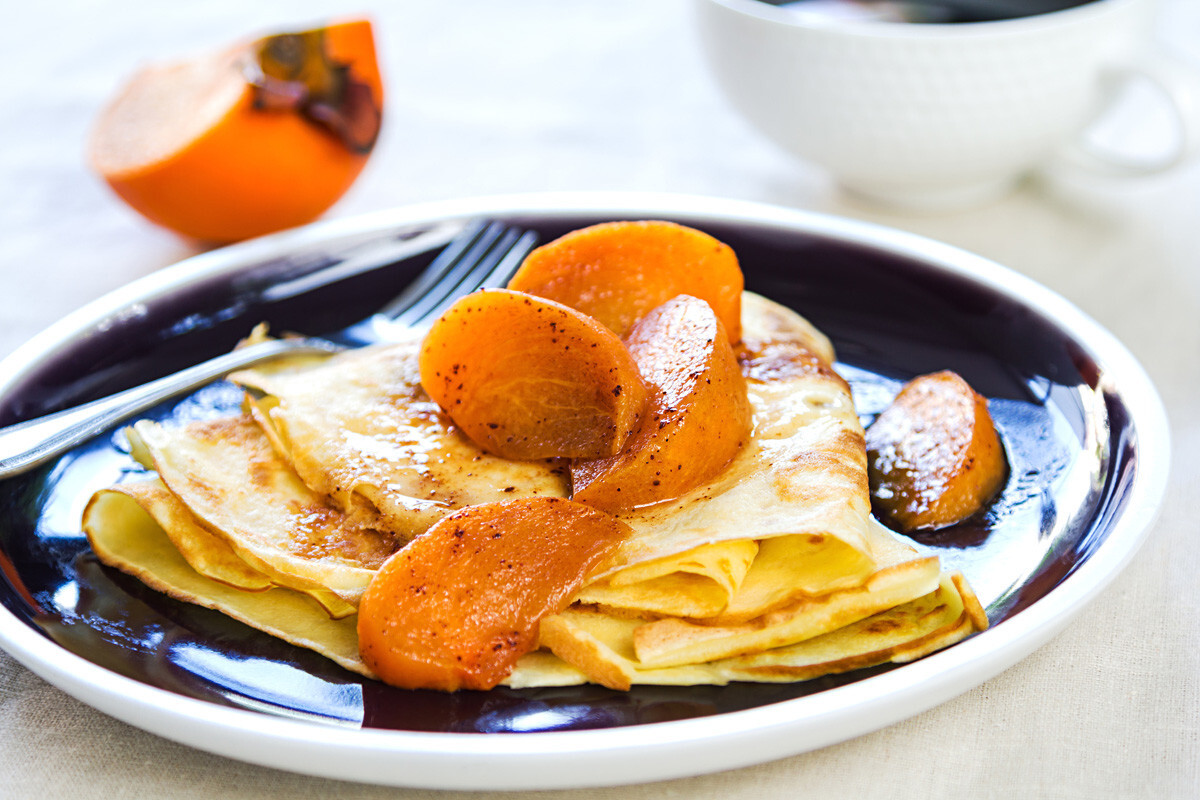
<box><xmin>419</xmin><ymin>289</ymin><xmax>649</xmax><ymax>460</ymax></box>
<box><xmin>88</xmin><ymin>19</ymin><xmax>382</xmax><ymax>243</ymax></box>
<box><xmin>571</xmin><ymin>295</ymin><xmax>753</xmax><ymax>512</ymax></box>
<box><xmin>507</xmin><ymin>220</ymin><xmax>745</xmax><ymax>344</ymax></box>
<box><xmin>357</xmin><ymin>497</ymin><xmax>631</xmax><ymax>691</ymax></box>
<box><xmin>865</xmin><ymin>370</ymin><xmax>1008</xmax><ymax>532</ymax></box>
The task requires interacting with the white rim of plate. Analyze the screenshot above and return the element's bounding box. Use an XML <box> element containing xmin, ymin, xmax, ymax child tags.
<box><xmin>0</xmin><ymin>192</ymin><xmax>1171</xmax><ymax>790</ymax></box>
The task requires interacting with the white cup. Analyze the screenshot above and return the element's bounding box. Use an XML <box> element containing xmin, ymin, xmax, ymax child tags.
<box><xmin>693</xmin><ymin>0</ymin><xmax>1200</xmax><ymax>208</ymax></box>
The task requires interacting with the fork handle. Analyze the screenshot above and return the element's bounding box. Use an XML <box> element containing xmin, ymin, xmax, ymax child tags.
<box><xmin>0</xmin><ymin>338</ymin><xmax>341</xmax><ymax>481</ymax></box>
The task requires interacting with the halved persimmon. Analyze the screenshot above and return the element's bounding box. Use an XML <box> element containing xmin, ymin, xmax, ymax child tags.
<box><xmin>571</xmin><ymin>295</ymin><xmax>753</xmax><ymax>512</ymax></box>
<box><xmin>506</xmin><ymin>220</ymin><xmax>745</xmax><ymax>344</ymax></box>
<box><xmin>357</xmin><ymin>497</ymin><xmax>630</xmax><ymax>691</ymax></box>
<box><xmin>88</xmin><ymin>18</ymin><xmax>382</xmax><ymax>243</ymax></box>
<box><xmin>418</xmin><ymin>289</ymin><xmax>649</xmax><ymax>461</ymax></box>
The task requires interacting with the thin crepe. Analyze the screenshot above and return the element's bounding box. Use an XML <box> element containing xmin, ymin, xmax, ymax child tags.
<box><xmin>84</xmin><ymin>481</ymin><xmax>356</xmax><ymax>617</ymax></box>
<box><xmin>230</xmin><ymin>337</ymin><xmax>571</xmax><ymax>538</ymax></box>
<box><xmin>83</xmin><ymin>497</ymin><xmax>985</xmax><ymax>688</ymax></box>
<box><xmin>533</xmin><ymin>572</ymin><xmax>987</xmax><ymax>689</ymax></box>
<box><xmin>128</xmin><ymin>416</ymin><xmax>398</xmax><ymax>604</ymax></box>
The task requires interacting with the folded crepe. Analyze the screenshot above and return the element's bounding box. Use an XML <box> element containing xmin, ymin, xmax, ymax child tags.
<box><xmin>532</xmin><ymin>571</ymin><xmax>986</xmax><ymax>689</ymax></box>
<box><xmin>230</xmin><ymin>293</ymin><xmax>878</xmax><ymax>616</ymax></box>
<box><xmin>123</xmin><ymin>415</ymin><xmax>397</xmax><ymax>605</ymax></box>
<box><xmin>230</xmin><ymin>337</ymin><xmax>570</xmax><ymax>538</ymax></box>
<box><xmin>84</xmin><ymin>499</ymin><xmax>984</xmax><ymax>687</ymax></box>
<box><xmin>82</xmin><ymin>291</ymin><xmax>988</xmax><ymax>690</ymax></box>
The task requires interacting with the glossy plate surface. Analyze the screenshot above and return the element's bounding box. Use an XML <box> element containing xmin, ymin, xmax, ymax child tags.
<box><xmin>0</xmin><ymin>194</ymin><xmax>1169</xmax><ymax>789</ymax></box>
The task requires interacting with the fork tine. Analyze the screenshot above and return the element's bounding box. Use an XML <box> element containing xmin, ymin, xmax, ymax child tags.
<box><xmin>400</xmin><ymin>227</ymin><xmax>520</xmax><ymax>324</ymax></box>
<box><xmin>372</xmin><ymin>217</ymin><xmax>490</xmax><ymax>320</ymax></box>
<box><xmin>386</xmin><ymin>221</ymin><xmax>505</xmax><ymax>324</ymax></box>
<box><xmin>390</xmin><ymin>223</ymin><xmax>537</xmax><ymax>328</ymax></box>
<box><xmin>478</xmin><ymin>229</ymin><xmax>538</xmax><ymax>291</ymax></box>
<box><xmin>401</xmin><ymin>227</ymin><xmax>535</xmax><ymax>325</ymax></box>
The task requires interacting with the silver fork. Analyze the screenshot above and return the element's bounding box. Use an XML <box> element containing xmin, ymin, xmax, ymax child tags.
<box><xmin>0</xmin><ymin>219</ymin><xmax>537</xmax><ymax>480</ymax></box>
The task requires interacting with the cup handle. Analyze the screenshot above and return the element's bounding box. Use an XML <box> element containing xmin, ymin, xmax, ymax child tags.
<box><xmin>1058</xmin><ymin>51</ymin><xmax>1200</xmax><ymax>178</ymax></box>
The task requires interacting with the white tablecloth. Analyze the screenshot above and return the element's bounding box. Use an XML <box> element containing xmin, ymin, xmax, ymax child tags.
<box><xmin>1</xmin><ymin>1</ymin><xmax>1198</xmax><ymax>796</ymax></box>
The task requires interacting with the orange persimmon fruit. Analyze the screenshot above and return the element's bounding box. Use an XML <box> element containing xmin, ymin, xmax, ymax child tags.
<box><xmin>357</xmin><ymin>497</ymin><xmax>631</xmax><ymax>691</ymax></box>
<box><xmin>419</xmin><ymin>289</ymin><xmax>649</xmax><ymax>461</ymax></box>
<box><xmin>506</xmin><ymin>220</ymin><xmax>745</xmax><ymax>344</ymax></box>
<box><xmin>865</xmin><ymin>370</ymin><xmax>1008</xmax><ymax>532</ymax></box>
<box><xmin>571</xmin><ymin>294</ymin><xmax>753</xmax><ymax>512</ymax></box>
<box><xmin>88</xmin><ymin>18</ymin><xmax>383</xmax><ymax>243</ymax></box>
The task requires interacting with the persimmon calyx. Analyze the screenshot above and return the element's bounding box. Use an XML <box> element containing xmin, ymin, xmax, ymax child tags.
<box><xmin>244</xmin><ymin>28</ymin><xmax>381</xmax><ymax>153</ymax></box>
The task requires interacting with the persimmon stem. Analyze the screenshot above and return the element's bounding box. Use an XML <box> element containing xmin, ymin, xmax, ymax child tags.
<box><xmin>246</xmin><ymin>29</ymin><xmax>381</xmax><ymax>153</ymax></box>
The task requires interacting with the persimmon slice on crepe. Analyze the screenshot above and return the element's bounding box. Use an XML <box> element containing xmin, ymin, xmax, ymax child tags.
<box><xmin>88</xmin><ymin>18</ymin><xmax>382</xmax><ymax>242</ymax></box>
<box><xmin>571</xmin><ymin>294</ymin><xmax>753</xmax><ymax>512</ymax></box>
<box><xmin>507</xmin><ymin>220</ymin><xmax>745</xmax><ymax>344</ymax></box>
<box><xmin>356</xmin><ymin>497</ymin><xmax>630</xmax><ymax>691</ymax></box>
<box><xmin>573</xmin><ymin>293</ymin><xmax>873</xmax><ymax>618</ymax></box>
<box><xmin>419</xmin><ymin>289</ymin><xmax>649</xmax><ymax>461</ymax></box>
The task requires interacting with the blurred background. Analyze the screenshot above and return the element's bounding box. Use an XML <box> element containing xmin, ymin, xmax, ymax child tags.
<box><xmin>1</xmin><ymin>1</ymin><xmax>1198</xmax><ymax>797</ymax></box>
<box><xmin>3</xmin><ymin>0</ymin><xmax>1197</xmax><ymax>369</ymax></box>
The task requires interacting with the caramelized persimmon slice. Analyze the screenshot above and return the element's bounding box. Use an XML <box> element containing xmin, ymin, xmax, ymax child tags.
<box><xmin>356</xmin><ymin>497</ymin><xmax>630</xmax><ymax>691</ymax></box>
<box><xmin>865</xmin><ymin>370</ymin><xmax>1008</xmax><ymax>532</ymax></box>
<box><xmin>571</xmin><ymin>295</ymin><xmax>753</xmax><ymax>512</ymax></box>
<box><xmin>88</xmin><ymin>19</ymin><xmax>382</xmax><ymax>242</ymax></box>
<box><xmin>419</xmin><ymin>289</ymin><xmax>649</xmax><ymax>460</ymax></box>
<box><xmin>506</xmin><ymin>220</ymin><xmax>744</xmax><ymax>344</ymax></box>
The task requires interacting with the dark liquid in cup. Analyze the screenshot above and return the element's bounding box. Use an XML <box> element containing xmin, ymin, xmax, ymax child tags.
<box><xmin>763</xmin><ymin>0</ymin><xmax>1097</xmax><ymax>24</ymax></box>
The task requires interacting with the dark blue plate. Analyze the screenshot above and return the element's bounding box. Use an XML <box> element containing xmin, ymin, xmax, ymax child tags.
<box><xmin>0</xmin><ymin>195</ymin><xmax>1168</xmax><ymax>788</ymax></box>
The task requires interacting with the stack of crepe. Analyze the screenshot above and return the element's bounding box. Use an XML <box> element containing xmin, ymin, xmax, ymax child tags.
<box><xmin>83</xmin><ymin>292</ymin><xmax>987</xmax><ymax>690</ymax></box>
